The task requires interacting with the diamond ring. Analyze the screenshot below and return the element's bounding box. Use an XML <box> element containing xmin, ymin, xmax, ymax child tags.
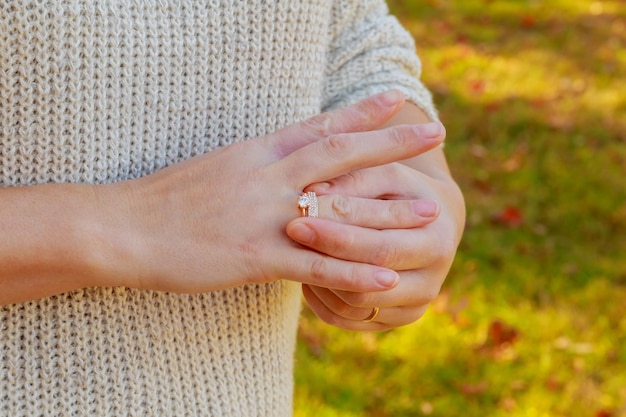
<box><xmin>298</xmin><ymin>192</ymin><xmax>318</xmax><ymax>217</ymax></box>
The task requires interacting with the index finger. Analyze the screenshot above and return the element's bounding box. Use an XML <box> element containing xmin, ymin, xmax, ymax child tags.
<box><xmin>260</xmin><ymin>90</ymin><xmax>406</xmax><ymax>159</ymax></box>
<box><xmin>281</xmin><ymin>122</ymin><xmax>445</xmax><ymax>189</ymax></box>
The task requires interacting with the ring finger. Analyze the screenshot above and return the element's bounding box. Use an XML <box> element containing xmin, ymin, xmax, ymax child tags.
<box><xmin>304</xmin><ymin>284</ymin><xmax>428</xmax><ymax>329</ymax></box>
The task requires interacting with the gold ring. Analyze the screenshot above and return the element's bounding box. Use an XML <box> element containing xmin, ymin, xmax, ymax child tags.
<box><xmin>298</xmin><ymin>192</ymin><xmax>318</xmax><ymax>217</ymax></box>
<box><xmin>362</xmin><ymin>307</ymin><xmax>380</xmax><ymax>323</ymax></box>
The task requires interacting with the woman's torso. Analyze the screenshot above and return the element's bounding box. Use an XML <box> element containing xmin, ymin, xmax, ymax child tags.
<box><xmin>0</xmin><ymin>1</ymin><xmax>335</xmax><ymax>415</ymax></box>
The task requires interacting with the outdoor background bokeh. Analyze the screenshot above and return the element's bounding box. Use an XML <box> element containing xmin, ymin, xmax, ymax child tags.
<box><xmin>294</xmin><ymin>1</ymin><xmax>626</xmax><ymax>416</ymax></box>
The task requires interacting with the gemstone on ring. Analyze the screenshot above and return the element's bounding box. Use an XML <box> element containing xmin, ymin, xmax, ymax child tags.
<box><xmin>298</xmin><ymin>192</ymin><xmax>318</xmax><ymax>217</ymax></box>
<box><xmin>298</xmin><ymin>194</ymin><xmax>311</xmax><ymax>208</ymax></box>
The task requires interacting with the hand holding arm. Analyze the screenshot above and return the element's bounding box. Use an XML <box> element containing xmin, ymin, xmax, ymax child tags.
<box><xmin>0</xmin><ymin>91</ymin><xmax>443</xmax><ymax>305</ymax></box>
<box><xmin>287</xmin><ymin>103</ymin><xmax>466</xmax><ymax>331</ymax></box>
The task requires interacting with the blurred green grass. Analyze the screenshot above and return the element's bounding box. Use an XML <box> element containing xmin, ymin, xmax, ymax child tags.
<box><xmin>294</xmin><ymin>1</ymin><xmax>626</xmax><ymax>416</ymax></box>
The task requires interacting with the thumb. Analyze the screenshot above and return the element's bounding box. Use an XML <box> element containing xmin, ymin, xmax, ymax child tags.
<box><xmin>260</xmin><ymin>90</ymin><xmax>406</xmax><ymax>160</ymax></box>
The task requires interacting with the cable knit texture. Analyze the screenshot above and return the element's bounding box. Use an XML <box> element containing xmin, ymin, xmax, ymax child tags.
<box><xmin>0</xmin><ymin>1</ymin><xmax>437</xmax><ymax>416</ymax></box>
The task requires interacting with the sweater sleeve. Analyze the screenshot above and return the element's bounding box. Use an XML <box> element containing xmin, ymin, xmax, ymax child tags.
<box><xmin>322</xmin><ymin>0</ymin><xmax>438</xmax><ymax>121</ymax></box>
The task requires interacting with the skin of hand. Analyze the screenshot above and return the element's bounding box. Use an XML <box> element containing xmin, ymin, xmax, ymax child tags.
<box><xmin>286</xmin><ymin>103</ymin><xmax>466</xmax><ymax>331</ymax></box>
<box><xmin>0</xmin><ymin>90</ymin><xmax>444</xmax><ymax>305</ymax></box>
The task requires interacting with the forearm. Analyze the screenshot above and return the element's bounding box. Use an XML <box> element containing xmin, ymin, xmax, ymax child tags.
<box><xmin>0</xmin><ymin>183</ymin><xmax>132</xmax><ymax>305</ymax></box>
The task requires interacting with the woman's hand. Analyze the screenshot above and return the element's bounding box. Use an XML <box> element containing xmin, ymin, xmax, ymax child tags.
<box><xmin>286</xmin><ymin>107</ymin><xmax>465</xmax><ymax>331</ymax></box>
<box><xmin>106</xmin><ymin>91</ymin><xmax>445</xmax><ymax>295</ymax></box>
<box><xmin>290</xmin><ymin>163</ymin><xmax>465</xmax><ymax>331</ymax></box>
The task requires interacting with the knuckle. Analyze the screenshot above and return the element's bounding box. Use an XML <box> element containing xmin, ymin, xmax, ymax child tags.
<box><xmin>309</xmin><ymin>258</ymin><xmax>329</xmax><ymax>282</ymax></box>
<box><xmin>302</xmin><ymin>113</ymin><xmax>333</xmax><ymax>137</ymax></box>
<box><xmin>372</xmin><ymin>241</ymin><xmax>399</xmax><ymax>267</ymax></box>
<box><xmin>331</xmin><ymin>195</ymin><xmax>352</xmax><ymax>221</ymax></box>
<box><xmin>353</xmin><ymin>101</ymin><xmax>380</xmax><ymax>123</ymax></box>
<box><xmin>387</xmin><ymin>201</ymin><xmax>406</xmax><ymax>222</ymax></box>
<box><xmin>334</xmin><ymin>264</ymin><xmax>361</xmax><ymax>291</ymax></box>
<box><xmin>381</xmin><ymin>164</ymin><xmax>416</xmax><ymax>198</ymax></box>
<box><xmin>344</xmin><ymin>170</ymin><xmax>364</xmax><ymax>185</ymax></box>
<box><xmin>388</xmin><ymin>126</ymin><xmax>410</xmax><ymax>149</ymax></box>
<box><xmin>338</xmin><ymin>106</ymin><xmax>371</xmax><ymax>129</ymax></box>
<box><xmin>323</xmin><ymin>133</ymin><xmax>352</xmax><ymax>158</ymax></box>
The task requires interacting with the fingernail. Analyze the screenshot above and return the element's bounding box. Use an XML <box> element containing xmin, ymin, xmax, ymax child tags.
<box><xmin>289</xmin><ymin>223</ymin><xmax>315</xmax><ymax>244</ymax></box>
<box><xmin>412</xmin><ymin>200</ymin><xmax>440</xmax><ymax>217</ymax></box>
<box><xmin>375</xmin><ymin>270</ymin><xmax>399</xmax><ymax>288</ymax></box>
<box><xmin>416</xmin><ymin>122</ymin><xmax>444</xmax><ymax>139</ymax></box>
<box><xmin>377</xmin><ymin>89</ymin><xmax>405</xmax><ymax>107</ymax></box>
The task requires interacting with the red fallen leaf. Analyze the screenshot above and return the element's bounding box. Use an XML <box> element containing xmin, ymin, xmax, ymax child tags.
<box><xmin>468</xmin><ymin>79</ymin><xmax>486</xmax><ymax>94</ymax></box>
<box><xmin>488</xmin><ymin>319</ymin><xmax>519</xmax><ymax>347</ymax></box>
<box><xmin>456</xmin><ymin>33</ymin><xmax>468</xmax><ymax>42</ymax></box>
<box><xmin>545</xmin><ymin>375</ymin><xmax>563</xmax><ymax>392</ymax></box>
<box><xmin>531</xmin><ymin>98</ymin><xmax>549</xmax><ymax>108</ymax></box>
<box><xmin>521</xmin><ymin>14</ymin><xmax>536</xmax><ymax>28</ymax></box>
<box><xmin>596</xmin><ymin>410</ymin><xmax>613</xmax><ymax>417</ymax></box>
<box><xmin>460</xmin><ymin>381</ymin><xmax>489</xmax><ymax>396</ymax></box>
<box><xmin>434</xmin><ymin>21</ymin><xmax>452</xmax><ymax>34</ymax></box>
<box><xmin>485</xmin><ymin>101</ymin><xmax>501</xmax><ymax>112</ymax></box>
<box><xmin>492</xmin><ymin>206</ymin><xmax>524</xmax><ymax>228</ymax></box>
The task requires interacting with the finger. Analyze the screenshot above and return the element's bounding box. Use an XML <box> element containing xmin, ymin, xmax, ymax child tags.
<box><xmin>303</xmin><ymin>284</ymin><xmax>428</xmax><ymax>331</ymax></box>
<box><xmin>329</xmin><ymin>268</ymin><xmax>445</xmax><ymax>309</ymax></box>
<box><xmin>303</xmin><ymin>284</ymin><xmax>391</xmax><ymax>331</ymax></box>
<box><xmin>307</xmin><ymin>164</ymin><xmax>430</xmax><ymax>200</ymax></box>
<box><xmin>313</xmin><ymin>194</ymin><xmax>439</xmax><ymax>229</ymax></box>
<box><xmin>306</xmin><ymin>284</ymin><xmax>374</xmax><ymax>321</ymax></box>
<box><xmin>260</xmin><ymin>90</ymin><xmax>406</xmax><ymax>159</ymax></box>
<box><xmin>286</xmin><ymin>219</ymin><xmax>442</xmax><ymax>271</ymax></box>
<box><xmin>271</xmin><ymin>247</ymin><xmax>399</xmax><ymax>292</ymax></box>
<box><xmin>283</xmin><ymin>122</ymin><xmax>445</xmax><ymax>189</ymax></box>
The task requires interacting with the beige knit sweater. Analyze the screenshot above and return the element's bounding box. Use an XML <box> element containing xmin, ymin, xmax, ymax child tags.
<box><xmin>0</xmin><ymin>1</ymin><xmax>436</xmax><ymax>415</ymax></box>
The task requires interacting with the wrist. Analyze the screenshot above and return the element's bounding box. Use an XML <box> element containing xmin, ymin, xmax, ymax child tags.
<box><xmin>82</xmin><ymin>181</ymin><xmax>147</xmax><ymax>290</ymax></box>
<box><xmin>36</xmin><ymin>183</ymin><xmax>138</xmax><ymax>289</ymax></box>
<box><xmin>0</xmin><ymin>182</ymin><xmax>137</xmax><ymax>304</ymax></box>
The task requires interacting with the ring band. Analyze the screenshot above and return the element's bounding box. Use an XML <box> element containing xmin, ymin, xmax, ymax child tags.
<box><xmin>362</xmin><ymin>307</ymin><xmax>380</xmax><ymax>323</ymax></box>
<box><xmin>298</xmin><ymin>192</ymin><xmax>318</xmax><ymax>218</ymax></box>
